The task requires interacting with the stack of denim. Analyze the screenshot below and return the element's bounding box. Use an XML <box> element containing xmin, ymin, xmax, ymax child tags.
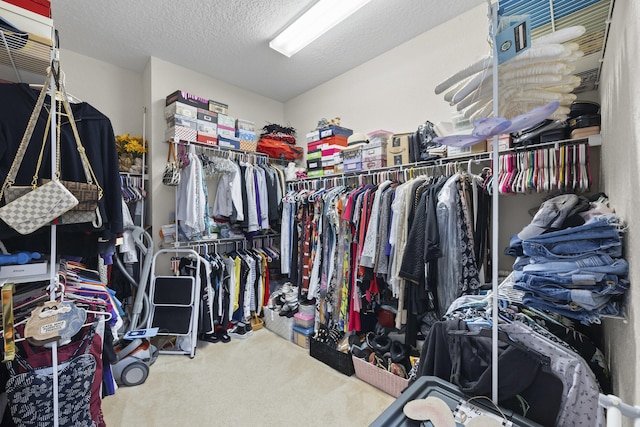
<box><xmin>507</xmin><ymin>215</ymin><xmax>629</xmax><ymax>324</ymax></box>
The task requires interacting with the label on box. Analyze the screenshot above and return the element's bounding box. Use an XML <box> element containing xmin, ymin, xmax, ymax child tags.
<box><xmin>308</xmin><ymin>140</ymin><xmax>329</xmax><ymax>152</ymax></box>
<box><xmin>363</xmin><ymin>159</ymin><xmax>386</xmax><ymax>169</ymax></box>
<box><xmin>165</xmin><ymin>102</ymin><xmax>198</xmax><ymax>120</ymax></box>
<box><xmin>390</xmin><ymin>151</ymin><xmax>409</xmax><ymax>166</ymax></box>
<box><xmin>197</xmin><ymin>134</ymin><xmax>218</xmax><ymax>146</ymax></box>
<box><xmin>321</xmin><ymin>156</ymin><xmax>338</xmax><ymax>167</ymax></box>
<box><xmin>307</xmin><ymin>169</ymin><xmax>324</xmax><ymax>178</ymax></box>
<box><xmin>334</xmin><ymin>163</ymin><xmax>344</xmax><ymax>174</ymax></box>
<box><xmin>166</xmin><ymin>90</ymin><xmax>209</xmax><ymax>109</ymax></box>
<box><xmin>307</xmin><ymin>160</ymin><xmax>320</xmax><ymax>170</ymax></box>
<box><xmin>323</xmin><ymin>166</ymin><xmax>335</xmax><ymax>176</ymax></box>
<box><xmin>209</xmin><ymin>99</ymin><xmax>229</xmax><ymax>115</ymax></box>
<box><xmin>197</xmin><ymin>108</ymin><xmax>217</xmax><ymax>123</ymax></box>
<box><xmin>362</xmin><ymin>146</ymin><xmax>386</xmax><ymax>158</ymax></box>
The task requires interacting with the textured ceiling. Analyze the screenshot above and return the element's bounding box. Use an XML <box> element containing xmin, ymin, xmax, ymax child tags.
<box><xmin>50</xmin><ymin>0</ymin><xmax>485</xmax><ymax>102</ymax></box>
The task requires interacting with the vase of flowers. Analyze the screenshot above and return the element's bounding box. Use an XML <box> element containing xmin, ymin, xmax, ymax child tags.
<box><xmin>116</xmin><ymin>134</ymin><xmax>146</xmax><ymax>173</ymax></box>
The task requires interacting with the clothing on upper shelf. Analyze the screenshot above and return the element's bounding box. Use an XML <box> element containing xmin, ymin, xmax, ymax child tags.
<box><xmin>0</xmin><ymin>83</ymin><xmax>123</xmax><ymax>258</ymax></box>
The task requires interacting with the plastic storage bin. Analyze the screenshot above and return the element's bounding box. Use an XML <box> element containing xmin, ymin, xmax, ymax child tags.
<box><xmin>292</xmin><ymin>325</ymin><xmax>314</xmax><ymax>349</ymax></box>
<box><xmin>309</xmin><ymin>337</ymin><xmax>355</xmax><ymax>376</ymax></box>
<box><xmin>264</xmin><ymin>306</ymin><xmax>294</xmax><ymax>341</ymax></box>
<box><xmin>369</xmin><ymin>376</ymin><xmax>543</xmax><ymax>427</ymax></box>
<box><xmin>352</xmin><ymin>355</ymin><xmax>409</xmax><ymax>397</ymax></box>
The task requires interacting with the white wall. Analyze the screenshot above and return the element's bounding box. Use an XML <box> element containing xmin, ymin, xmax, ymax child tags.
<box><xmin>600</xmin><ymin>0</ymin><xmax>640</xmax><ymax>409</ymax></box>
<box><xmin>144</xmin><ymin>57</ymin><xmax>285</xmax><ymax>246</ymax></box>
<box><xmin>59</xmin><ymin>49</ymin><xmax>143</xmax><ymax>136</ymax></box>
<box><xmin>285</xmin><ymin>4</ymin><xmax>491</xmax><ymax>143</ymax></box>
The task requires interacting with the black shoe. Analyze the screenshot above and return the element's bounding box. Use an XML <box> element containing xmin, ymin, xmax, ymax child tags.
<box><xmin>215</xmin><ymin>328</ymin><xmax>231</xmax><ymax>343</ymax></box>
<box><xmin>200</xmin><ymin>332</ymin><xmax>220</xmax><ymax>343</ymax></box>
<box><xmin>370</xmin><ymin>334</ymin><xmax>391</xmax><ymax>355</ymax></box>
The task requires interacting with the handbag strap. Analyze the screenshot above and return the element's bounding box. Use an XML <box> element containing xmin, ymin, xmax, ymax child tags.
<box><xmin>167</xmin><ymin>141</ymin><xmax>177</xmax><ymax>163</ymax></box>
<box><xmin>58</xmin><ymin>80</ymin><xmax>104</xmax><ymax>201</ymax></box>
<box><xmin>0</xmin><ymin>67</ymin><xmax>53</xmax><ymax>201</ymax></box>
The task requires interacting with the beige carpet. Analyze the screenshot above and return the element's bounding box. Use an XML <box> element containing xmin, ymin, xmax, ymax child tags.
<box><xmin>102</xmin><ymin>329</ymin><xmax>395</xmax><ymax>426</ymax></box>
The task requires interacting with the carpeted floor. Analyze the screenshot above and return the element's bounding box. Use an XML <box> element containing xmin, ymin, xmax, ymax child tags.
<box><xmin>102</xmin><ymin>328</ymin><xmax>395</xmax><ymax>426</ymax></box>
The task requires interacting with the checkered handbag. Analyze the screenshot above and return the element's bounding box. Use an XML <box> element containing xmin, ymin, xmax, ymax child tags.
<box><xmin>0</xmin><ymin>69</ymin><xmax>80</xmax><ymax>234</ymax></box>
<box><xmin>0</xmin><ymin>179</ymin><xmax>78</xmax><ymax>235</ymax></box>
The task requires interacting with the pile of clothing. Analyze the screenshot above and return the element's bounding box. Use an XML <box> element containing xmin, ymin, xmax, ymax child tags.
<box><xmin>507</xmin><ymin>193</ymin><xmax>629</xmax><ymax>324</ymax></box>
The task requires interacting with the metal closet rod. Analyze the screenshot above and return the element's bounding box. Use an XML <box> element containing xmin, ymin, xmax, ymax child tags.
<box><xmin>294</xmin><ymin>151</ymin><xmax>494</xmax><ymax>185</ymax></box>
<box><xmin>171</xmin><ymin>139</ymin><xmax>280</xmax><ymax>163</ymax></box>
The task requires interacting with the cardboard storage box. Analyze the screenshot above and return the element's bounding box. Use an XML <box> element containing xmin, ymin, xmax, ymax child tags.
<box><xmin>218</xmin><ymin>136</ymin><xmax>240</xmax><ymax>150</ymax></box>
<box><xmin>486</xmin><ymin>134</ymin><xmax>512</xmax><ymax>152</ymax></box>
<box><xmin>4</xmin><ymin>0</ymin><xmax>50</xmax><ymax>17</ymax></box>
<box><xmin>208</xmin><ymin>99</ymin><xmax>229</xmax><ymax>115</ymax></box>
<box><xmin>0</xmin><ymin>1</ymin><xmax>53</xmax><ymax>40</ymax></box>
<box><xmin>447</xmin><ymin>140</ymin><xmax>487</xmax><ymax>157</ymax></box>
<box><xmin>196</xmin><ymin>134</ymin><xmax>217</xmax><ymax>146</ymax></box>
<box><xmin>387</xmin><ymin>133</ymin><xmax>411</xmax><ymax>165</ymax></box>
<box><xmin>236</xmin><ymin>119</ymin><xmax>255</xmax><ymax>132</ymax></box>
<box><xmin>362</xmin><ymin>141</ymin><xmax>387</xmax><ymax>158</ymax></box>
<box><xmin>166</xmin><ymin>90</ymin><xmax>208</xmax><ymax>109</ymax></box>
<box><xmin>306</xmin><ymin>130</ymin><xmax>321</xmax><ymax>143</ymax></box>
<box><xmin>323</xmin><ymin>166</ymin><xmax>336</xmax><ymax>176</ymax></box>
<box><xmin>236</xmin><ymin>129</ymin><xmax>256</xmax><ymax>142</ymax></box>
<box><xmin>363</xmin><ymin>158</ymin><xmax>386</xmax><ymax>169</ymax></box>
<box><xmin>307</xmin><ymin>149</ymin><xmax>321</xmax><ymax>160</ymax></box>
<box><xmin>197</xmin><ymin>120</ymin><xmax>217</xmax><ymax>136</ymax></box>
<box><xmin>321</xmin><ymin>146</ymin><xmax>343</xmax><ymax>157</ymax></box>
<box><xmin>334</xmin><ymin>163</ymin><xmax>344</xmax><ymax>174</ymax></box>
<box><xmin>352</xmin><ymin>355</ymin><xmax>409</xmax><ymax>397</ymax></box>
<box><xmin>319</xmin><ymin>125</ymin><xmax>353</xmax><ymax>139</ymax></box>
<box><xmin>292</xmin><ymin>325</ymin><xmax>314</xmax><ymax>349</ymax></box>
<box><xmin>363</xmin><ymin>153</ymin><xmax>386</xmax><ymax>163</ymax></box>
<box><xmin>264</xmin><ymin>306</ymin><xmax>293</xmax><ymax>341</ymax></box>
<box><xmin>166</xmin><ymin>126</ymin><xmax>197</xmax><ymax>143</ymax></box>
<box><xmin>344</xmin><ymin>160</ymin><xmax>362</xmax><ymax>172</ymax></box>
<box><xmin>167</xmin><ymin>115</ymin><xmax>197</xmax><ymax>130</ymax></box>
<box><xmin>217</xmin><ymin>125</ymin><xmax>236</xmax><ymax>139</ymax></box>
<box><xmin>165</xmin><ymin>102</ymin><xmax>198</xmax><ymax>120</ymax></box>
<box><xmin>217</xmin><ymin>114</ymin><xmax>236</xmax><ymax>129</ymax></box>
<box><xmin>197</xmin><ymin>108</ymin><xmax>217</xmax><ymax>123</ymax></box>
<box><xmin>307</xmin><ymin>160</ymin><xmax>321</xmax><ymax>170</ymax></box>
<box><xmin>308</xmin><ymin>135</ymin><xmax>347</xmax><ymax>151</ymax></box>
<box><xmin>307</xmin><ymin>169</ymin><xmax>324</xmax><ymax>178</ymax></box>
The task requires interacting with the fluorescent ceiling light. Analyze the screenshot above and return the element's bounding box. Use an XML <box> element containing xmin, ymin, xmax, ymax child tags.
<box><xmin>269</xmin><ymin>0</ymin><xmax>372</xmax><ymax>57</ymax></box>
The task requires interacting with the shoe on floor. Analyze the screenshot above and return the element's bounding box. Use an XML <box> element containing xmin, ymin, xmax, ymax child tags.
<box><xmin>228</xmin><ymin>322</ymin><xmax>253</xmax><ymax>339</ymax></box>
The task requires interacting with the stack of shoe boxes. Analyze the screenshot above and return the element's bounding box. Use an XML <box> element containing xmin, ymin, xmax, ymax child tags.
<box><xmin>165</xmin><ymin>90</ymin><xmax>229</xmax><ymax>147</ymax></box>
<box><xmin>165</xmin><ymin>90</ymin><xmax>203</xmax><ymax>143</ymax></box>
<box><xmin>236</xmin><ymin>119</ymin><xmax>257</xmax><ymax>151</ymax></box>
<box><xmin>305</xmin><ymin>125</ymin><xmax>352</xmax><ymax>178</ymax></box>
<box><xmin>196</xmin><ymin>108</ymin><xmax>218</xmax><ymax>146</ymax></box>
<box><xmin>217</xmin><ymin>114</ymin><xmax>241</xmax><ymax>149</ymax></box>
<box><xmin>362</xmin><ymin>130</ymin><xmax>392</xmax><ymax>170</ymax></box>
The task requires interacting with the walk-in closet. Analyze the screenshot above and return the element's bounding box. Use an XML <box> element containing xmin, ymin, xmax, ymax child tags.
<box><xmin>0</xmin><ymin>0</ymin><xmax>638</xmax><ymax>426</ymax></box>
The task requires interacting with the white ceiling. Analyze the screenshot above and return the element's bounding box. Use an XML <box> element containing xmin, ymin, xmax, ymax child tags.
<box><xmin>51</xmin><ymin>0</ymin><xmax>485</xmax><ymax>102</ymax></box>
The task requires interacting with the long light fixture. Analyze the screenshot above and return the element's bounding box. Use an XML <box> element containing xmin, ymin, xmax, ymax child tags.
<box><xmin>269</xmin><ymin>0</ymin><xmax>372</xmax><ymax>57</ymax></box>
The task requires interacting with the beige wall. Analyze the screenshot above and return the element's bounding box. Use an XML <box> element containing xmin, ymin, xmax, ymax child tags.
<box><xmin>600</xmin><ymin>0</ymin><xmax>640</xmax><ymax>410</ymax></box>
<box><xmin>144</xmin><ymin>57</ymin><xmax>285</xmax><ymax>246</ymax></box>
<box><xmin>285</xmin><ymin>4</ymin><xmax>491</xmax><ymax>142</ymax></box>
<box><xmin>59</xmin><ymin>49</ymin><xmax>144</xmax><ymax>136</ymax></box>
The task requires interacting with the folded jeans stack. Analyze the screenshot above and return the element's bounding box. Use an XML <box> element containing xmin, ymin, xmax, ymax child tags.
<box><xmin>509</xmin><ymin>213</ymin><xmax>628</xmax><ymax>324</ymax></box>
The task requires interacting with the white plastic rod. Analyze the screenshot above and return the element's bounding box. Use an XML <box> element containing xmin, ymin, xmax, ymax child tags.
<box><xmin>490</xmin><ymin>0</ymin><xmax>500</xmax><ymax>405</ymax></box>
